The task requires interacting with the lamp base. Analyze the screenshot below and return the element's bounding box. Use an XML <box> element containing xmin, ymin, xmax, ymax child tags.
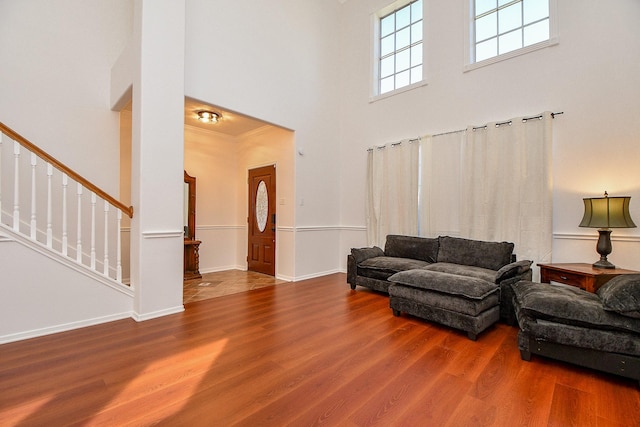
<box><xmin>593</xmin><ymin>229</ymin><xmax>615</xmax><ymax>269</ymax></box>
<box><xmin>593</xmin><ymin>258</ymin><xmax>615</xmax><ymax>269</ymax></box>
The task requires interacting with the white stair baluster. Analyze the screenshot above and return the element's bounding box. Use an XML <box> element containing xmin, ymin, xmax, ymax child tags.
<box><xmin>76</xmin><ymin>183</ymin><xmax>83</xmax><ymax>263</ymax></box>
<box><xmin>116</xmin><ymin>210</ymin><xmax>122</xmax><ymax>282</ymax></box>
<box><xmin>30</xmin><ymin>153</ymin><xmax>37</xmax><ymax>239</ymax></box>
<box><xmin>90</xmin><ymin>192</ymin><xmax>96</xmax><ymax>269</ymax></box>
<box><xmin>46</xmin><ymin>163</ymin><xmax>53</xmax><ymax>247</ymax></box>
<box><xmin>13</xmin><ymin>141</ymin><xmax>20</xmax><ymax>231</ymax></box>
<box><xmin>103</xmin><ymin>201</ymin><xmax>109</xmax><ymax>276</ymax></box>
<box><xmin>61</xmin><ymin>174</ymin><xmax>68</xmax><ymax>255</ymax></box>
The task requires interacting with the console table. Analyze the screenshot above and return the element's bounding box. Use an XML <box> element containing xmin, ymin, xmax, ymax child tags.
<box><xmin>538</xmin><ymin>263</ymin><xmax>640</xmax><ymax>293</ymax></box>
<box><xmin>184</xmin><ymin>239</ymin><xmax>202</xmax><ymax>280</ymax></box>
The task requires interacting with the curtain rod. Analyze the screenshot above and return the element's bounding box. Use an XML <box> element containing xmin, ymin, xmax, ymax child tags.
<box><xmin>366</xmin><ymin>111</ymin><xmax>564</xmax><ymax>150</ymax></box>
<box><xmin>367</xmin><ymin>137</ymin><xmax>420</xmax><ymax>152</ymax></box>
<box><xmin>471</xmin><ymin>111</ymin><xmax>564</xmax><ymax>131</ymax></box>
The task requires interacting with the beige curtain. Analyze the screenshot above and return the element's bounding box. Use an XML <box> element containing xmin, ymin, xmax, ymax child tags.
<box><xmin>460</xmin><ymin>112</ymin><xmax>553</xmax><ymax>270</ymax></box>
<box><xmin>419</xmin><ymin>131</ymin><xmax>465</xmax><ymax>237</ymax></box>
<box><xmin>366</xmin><ymin>140</ymin><xmax>419</xmax><ymax>247</ymax></box>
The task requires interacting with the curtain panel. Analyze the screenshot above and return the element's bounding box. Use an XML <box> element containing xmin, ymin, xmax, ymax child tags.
<box><xmin>459</xmin><ymin>113</ymin><xmax>553</xmax><ymax>268</ymax></box>
<box><xmin>366</xmin><ymin>141</ymin><xmax>419</xmax><ymax>247</ymax></box>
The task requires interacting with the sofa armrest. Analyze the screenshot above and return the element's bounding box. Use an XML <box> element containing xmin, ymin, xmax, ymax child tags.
<box><xmin>498</xmin><ymin>272</ymin><xmax>533</xmax><ymax>325</ymax></box>
<box><xmin>347</xmin><ymin>254</ymin><xmax>357</xmax><ymax>288</ymax></box>
<box><xmin>495</xmin><ymin>260</ymin><xmax>533</xmax><ymax>283</ymax></box>
<box><xmin>350</xmin><ymin>246</ymin><xmax>384</xmax><ymax>264</ymax></box>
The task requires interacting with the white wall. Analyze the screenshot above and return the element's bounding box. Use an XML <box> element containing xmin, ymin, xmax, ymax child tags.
<box><xmin>0</xmin><ymin>0</ymin><xmax>132</xmax><ymax>195</ymax></box>
<box><xmin>184</xmin><ymin>126</ymin><xmax>240</xmax><ymax>272</ymax></box>
<box><xmin>183</xmin><ymin>124</ymin><xmax>295</xmax><ymax>279</ymax></box>
<box><xmin>0</xmin><ymin>235</ymin><xmax>133</xmax><ymax>343</ymax></box>
<box><xmin>0</xmin><ymin>0</ymin><xmax>136</xmax><ymax>341</ymax></box>
<box><xmin>184</xmin><ymin>0</ymin><xmax>343</xmax><ymax>279</ymax></box>
<box><xmin>337</xmin><ymin>0</ymin><xmax>640</xmax><ymax>272</ymax></box>
<box><xmin>236</xmin><ymin>126</ymin><xmax>296</xmax><ymax>280</ymax></box>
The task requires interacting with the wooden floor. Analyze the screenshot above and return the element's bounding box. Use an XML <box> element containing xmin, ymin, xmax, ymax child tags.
<box><xmin>1</xmin><ymin>273</ymin><xmax>638</xmax><ymax>426</ymax></box>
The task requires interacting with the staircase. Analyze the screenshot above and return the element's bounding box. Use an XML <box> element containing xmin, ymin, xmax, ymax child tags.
<box><xmin>0</xmin><ymin>122</ymin><xmax>135</xmax><ymax>343</ymax></box>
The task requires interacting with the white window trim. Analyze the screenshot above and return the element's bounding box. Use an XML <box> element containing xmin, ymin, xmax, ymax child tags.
<box><xmin>463</xmin><ymin>0</ymin><xmax>559</xmax><ymax>72</ymax></box>
<box><xmin>369</xmin><ymin>0</ymin><xmax>428</xmax><ymax>102</ymax></box>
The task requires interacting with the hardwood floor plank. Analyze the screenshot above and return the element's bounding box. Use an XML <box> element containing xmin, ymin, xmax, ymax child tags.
<box><xmin>1</xmin><ymin>273</ymin><xmax>638</xmax><ymax>426</ymax></box>
<box><xmin>548</xmin><ymin>383</ymin><xmax>597</xmax><ymax>427</ymax></box>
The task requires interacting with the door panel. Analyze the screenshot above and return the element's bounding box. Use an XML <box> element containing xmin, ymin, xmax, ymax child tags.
<box><xmin>248</xmin><ymin>165</ymin><xmax>276</xmax><ymax>276</ymax></box>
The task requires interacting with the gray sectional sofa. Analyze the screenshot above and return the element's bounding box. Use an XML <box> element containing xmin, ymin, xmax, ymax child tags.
<box><xmin>512</xmin><ymin>277</ymin><xmax>640</xmax><ymax>385</ymax></box>
<box><xmin>347</xmin><ymin>235</ymin><xmax>533</xmax><ymax>337</ymax></box>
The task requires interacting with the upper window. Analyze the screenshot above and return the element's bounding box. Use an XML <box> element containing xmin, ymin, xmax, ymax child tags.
<box><xmin>377</xmin><ymin>0</ymin><xmax>423</xmax><ymax>96</ymax></box>
<box><xmin>472</xmin><ymin>0</ymin><xmax>553</xmax><ymax>65</ymax></box>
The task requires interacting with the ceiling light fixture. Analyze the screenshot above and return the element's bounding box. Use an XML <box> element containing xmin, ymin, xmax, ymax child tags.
<box><xmin>196</xmin><ymin>110</ymin><xmax>221</xmax><ymax>124</ymax></box>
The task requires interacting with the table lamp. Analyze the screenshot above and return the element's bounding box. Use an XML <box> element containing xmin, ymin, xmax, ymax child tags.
<box><xmin>579</xmin><ymin>191</ymin><xmax>636</xmax><ymax>269</ymax></box>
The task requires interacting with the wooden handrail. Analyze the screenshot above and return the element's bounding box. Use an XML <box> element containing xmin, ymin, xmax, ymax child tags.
<box><xmin>0</xmin><ymin>122</ymin><xmax>134</xmax><ymax>218</ymax></box>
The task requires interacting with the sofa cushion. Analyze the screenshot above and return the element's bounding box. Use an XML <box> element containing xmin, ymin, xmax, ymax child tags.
<box><xmin>388</xmin><ymin>269</ymin><xmax>499</xmax><ymax>300</ymax></box>
<box><xmin>350</xmin><ymin>246</ymin><xmax>384</xmax><ymax>265</ymax></box>
<box><xmin>384</xmin><ymin>235</ymin><xmax>439</xmax><ymax>263</ymax></box>
<box><xmin>512</xmin><ymin>281</ymin><xmax>640</xmax><ymax>334</ymax></box>
<box><xmin>495</xmin><ymin>260</ymin><xmax>533</xmax><ymax>282</ymax></box>
<box><xmin>437</xmin><ymin>236</ymin><xmax>514</xmax><ymax>271</ymax></box>
<box><xmin>389</xmin><ymin>284</ymin><xmax>499</xmax><ymax>317</ymax></box>
<box><xmin>421</xmin><ymin>263</ymin><xmax>497</xmax><ymax>284</ymax></box>
<box><xmin>357</xmin><ymin>256</ymin><xmax>431</xmax><ymax>281</ymax></box>
<box><xmin>597</xmin><ymin>274</ymin><xmax>640</xmax><ymax>319</ymax></box>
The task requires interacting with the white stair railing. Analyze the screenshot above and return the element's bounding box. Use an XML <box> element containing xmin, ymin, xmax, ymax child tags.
<box><xmin>0</xmin><ymin>122</ymin><xmax>134</xmax><ymax>285</ymax></box>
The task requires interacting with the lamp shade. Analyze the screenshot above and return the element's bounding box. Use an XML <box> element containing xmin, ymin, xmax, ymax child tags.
<box><xmin>579</xmin><ymin>195</ymin><xmax>636</xmax><ymax>229</ymax></box>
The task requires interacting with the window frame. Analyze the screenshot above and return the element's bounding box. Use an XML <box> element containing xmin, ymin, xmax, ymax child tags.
<box><xmin>370</xmin><ymin>0</ymin><xmax>427</xmax><ymax>102</ymax></box>
<box><xmin>464</xmin><ymin>0</ymin><xmax>558</xmax><ymax>72</ymax></box>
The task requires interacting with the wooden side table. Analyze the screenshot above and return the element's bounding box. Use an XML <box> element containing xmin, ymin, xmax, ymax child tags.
<box><xmin>538</xmin><ymin>263</ymin><xmax>640</xmax><ymax>293</ymax></box>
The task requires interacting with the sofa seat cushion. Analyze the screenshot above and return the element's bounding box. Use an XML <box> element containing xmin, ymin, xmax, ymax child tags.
<box><xmin>437</xmin><ymin>236</ymin><xmax>513</xmax><ymax>271</ymax></box>
<box><xmin>421</xmin><ymin>262</ymin><xmax>497</xmax><ymax>284</ymax></box>
<box><xmin>357</xmin><ymin>257</ymin><xmax>431</xmax><ymax>281</ymax></box>
<box><xmin>597</xmin><ymin>274</ymin><xmax>640</xmax><ymax>319</ymax></box>
<box><xmin>512</xmin><ymin>281</ymin><xmax>640</xmax><ymax>335</ymax></box>
<box><xmin>517</xmin><ymin>317</ymin><xmax>640</xmax><ymax>357</ymax></box>
<box><xmin>388</xmin><ymin>269</ymin><xmax>499</xmax><ymax>300</ymax></box>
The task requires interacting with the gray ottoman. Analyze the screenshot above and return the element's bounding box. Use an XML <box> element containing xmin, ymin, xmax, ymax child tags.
<box><xmin>388</xmin><ymin>269</ymin><xmax>500</xmax><ymax>340</ymax></box>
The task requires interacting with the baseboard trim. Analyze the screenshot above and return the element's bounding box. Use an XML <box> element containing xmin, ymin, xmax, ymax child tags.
<box><xmin>0</xmin><ymin>311</ymin><xmax>133</xmax><ymax>344</ymax></box>
<box><xmin>294</xmin><ymin>269</ymin><xmax>342</xmax><ymax>281</ymax></box>
<box><xmin>132</xmin><ymin>305</ymin><xmax>184</xmax><ymax>322</ymax></box>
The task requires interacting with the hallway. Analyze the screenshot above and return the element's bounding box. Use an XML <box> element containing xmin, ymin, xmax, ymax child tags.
<box><xmin>183</xmin><ymin>270</ymin><xmax>287</xmax><ymax>303</ymax></box>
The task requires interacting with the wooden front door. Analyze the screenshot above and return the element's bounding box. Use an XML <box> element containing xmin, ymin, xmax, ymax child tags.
<box><xmin>248</xmin><ymin>165</ymin><xmax>276</xmax><ymax>276</ymax></box>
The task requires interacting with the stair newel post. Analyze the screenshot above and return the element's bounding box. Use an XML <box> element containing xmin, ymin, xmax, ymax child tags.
<box><xmin>90</xmin><ymin>192</ymin><xmax>96</xmax><ymax>269</ymax></box>
<box><xmin>103</xmin><ymin>200</ymin><xmax>109</xmax><ymax>276</ymax></box>
<box><xmin>46</xmin><ymin>163</ymin><xmax>53</xmax><ymax>247</ymax></box>
<box><xmin>30</xmin><ymin>153</ymin><xmax>37</xmax><ymax>239</ymax></box>
<box><xmin>61</xmin><ymin>173</ymin><xmax>68</xmax><ymax>256</ymax></box>
<box><xmin>76</xmin><ymin>183</ymin><xmax>83</xmax><ymax>263</ymax></box>
<box><xmin>12</xmin><ymin>141</ymin><xmax>20</xmax><ymax>231</ymax></box>
<box><xmin>116</xmin><ymin>209</ymin><xmax>122</xmax><ymax>282</ymax></box>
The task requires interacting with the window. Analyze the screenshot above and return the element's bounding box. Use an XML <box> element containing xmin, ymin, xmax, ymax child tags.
<box><xmin>470</xmin><ymin>0</ymin><xmax>555</xmax><ymax>66</ymax></box>
<box><xmin>376</xmin><ymin>0</ymin><xmax>423</xmax><ymax>96</ymax></box>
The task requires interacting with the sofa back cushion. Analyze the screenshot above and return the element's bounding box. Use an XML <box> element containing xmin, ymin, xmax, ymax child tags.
<box><xmin>437</xmin><ymin>236</ymin><xmax>514</xmax><ymax>271</ymax></box>
<box><xmin>597</xmin><ymin>274</ymin><xmax>640</xmax><ymax>319</ymax></box>
<box><xmin>384</xmin><ymin>235</ymin><xmax>439</xmax><ymax>263</ymax></box>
